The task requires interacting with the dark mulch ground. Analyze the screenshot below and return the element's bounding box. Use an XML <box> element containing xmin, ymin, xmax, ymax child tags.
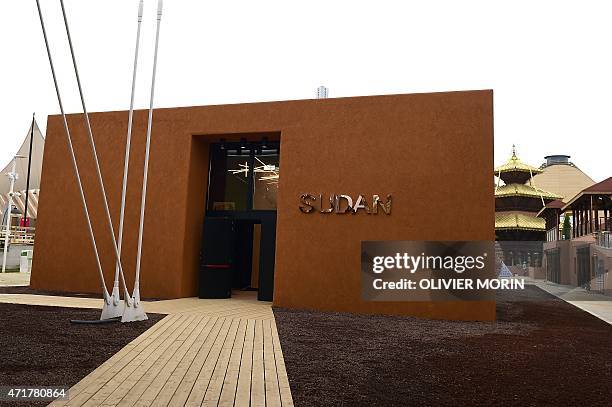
<box><xmin>274</xmin><ymin>286</ymin><xmax>612</xmax><ymax>407</ymax></box>
<box><xmin>0</xmin><ymin>304</ymin><xmax>163</xmax><ymax>407</ymax></box>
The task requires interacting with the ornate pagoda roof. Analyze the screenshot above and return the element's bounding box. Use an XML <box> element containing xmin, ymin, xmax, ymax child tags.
<box><xmin>494</xmin><ymin>145</ymin><xmax>542</xmax><ymax>183</ymax></box>
<box><xmin>495</xmin><ymin>212</ymin><xmax>546</xmax><ymax>231</ymax></box>
<box><xmin>495</xmin><ymin>183</ymin><xmax>562</xmax><ymax>200</ymax></box>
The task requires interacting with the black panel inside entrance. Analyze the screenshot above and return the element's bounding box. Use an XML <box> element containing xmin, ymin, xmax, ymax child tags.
<box><xmin>233</xmin><ymin>220</ymin><xmax>255</xmax><ymax>290</ymax></box>
<box><xmin>199</xmin><ymin>217</ymin><xmax>233</xmax><ymax>299</ymax></box>
<box><xmin>199</xmin><ymin>139</ymin><xmax>279</xmax><ymax>302</ymax></box>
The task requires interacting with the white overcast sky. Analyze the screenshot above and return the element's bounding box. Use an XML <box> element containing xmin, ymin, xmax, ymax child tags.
<box><xmin>1</xmin><ymin>1</ymin><xmax>610</xmax><ymax>182</ymax></box>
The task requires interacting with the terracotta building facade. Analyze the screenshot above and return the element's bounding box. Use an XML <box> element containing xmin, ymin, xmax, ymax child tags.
<box><xmin>30</xmin><ymin>90</ymin><xmax>495</xmax><ymax>320</ymax></box>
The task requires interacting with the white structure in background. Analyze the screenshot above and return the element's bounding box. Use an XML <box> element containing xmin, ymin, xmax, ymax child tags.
<box><xmin>2</xmin><ymin>156</ymin><xmax>23</xmax><ymax>272</ymax></box>
<box><xmin>316</xmin><ymin>85</ymin><xmax>329</xmax><ymax>99</ymax></box>
<box><xmin>0</xmin><ymin>120</ymin><xmax>44</xmax><ymax>222</ymax></box>
<box><xmin>0</xmin><ymin>120</ymin><xmax>44</xmax><ymax>272</ymax></box>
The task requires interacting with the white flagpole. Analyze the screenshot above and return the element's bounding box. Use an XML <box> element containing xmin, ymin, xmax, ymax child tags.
<box><xmin>113</xmin><ymin>0</ymin><xmax>145</xmax><ymax>313</ymax></box>
<box><xmin>1</xmin><ymin>157</ymin><xmax>22</xmax><ymax>273</ymax></box>
<box><xmin>58</xmin><ymin>0</ymin><xmax>130</xmax><ymax>319</ymax></box>
<box><xmin>123</xmin><ymin>0</ymin><xmax>163</xmax><ymax>322</ymax></box>
<box><xmin>34</xmin><ymin>0</ymin><xmax>111</xmax><ymax>307</ymax></box>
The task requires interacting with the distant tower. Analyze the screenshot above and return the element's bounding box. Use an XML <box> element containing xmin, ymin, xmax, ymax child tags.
<box><xmin>495</xmin><ymin>145</ymin><xmax>561</xmax><ymax>242</ymax></box>
<box><xmin>316</xmin><ymin>86</ymin><xmax>329</xmax><ymax>99</ymax></box>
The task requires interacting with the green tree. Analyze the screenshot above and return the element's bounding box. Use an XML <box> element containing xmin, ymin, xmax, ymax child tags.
<box><xmin>562</xmin><ymin>214</ymin><xmax>571</xmax><ymax>240</ymax></box>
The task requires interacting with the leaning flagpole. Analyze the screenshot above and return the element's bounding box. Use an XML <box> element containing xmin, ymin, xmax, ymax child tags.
<box><xmin>113</xmin><ymin>0</ymin><xmax>145</xmax><ymax>314</ymax></box>
<box><xmin>58</xmin><ymin>0</ymin><xmax>131</xmax><ymax>319</ymax></box>
<box><xmin>123</xmin><ymin>0</ymin><xmax>163</xmax><ymax>323</ymax></box>
<box><xmin>23</xmin><ymin>113</ymin><xmax>35</xmax><ymax>227</ymax></box>
<box><xmin>34</xmin><ymin>0</ymin><xmax>111</xmax><ymax>307</ymax></box>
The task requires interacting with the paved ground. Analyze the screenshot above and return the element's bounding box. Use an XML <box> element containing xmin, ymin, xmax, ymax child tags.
<box><xmin>0</xmin><ymin>293</ymin><xmax>102</xmax><ymax>309</ymax></box>
<box><xmin>533</xmin><ymin>279</ymin><xmax>612</xmax><ymax>325</ymax></box>
<box><xmin>0</xmin><ymin>271</ymin><xmax>30</xmax><ymax>286</ymax></box>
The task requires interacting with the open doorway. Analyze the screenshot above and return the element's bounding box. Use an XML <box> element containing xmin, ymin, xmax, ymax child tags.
<box><xmin>199</xmin><ymin>138</ymin><xmax>279</xmax><ymax>301</ymax></box>
<box><xmin>232</xmin><ymin>220</ymin><xmax>260</xmax><ymax>291</ymax></box>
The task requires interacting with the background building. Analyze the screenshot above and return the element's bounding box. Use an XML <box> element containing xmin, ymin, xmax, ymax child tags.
<box><xmin>532</xmin><ymin>154</ymin><xmax>594</xmax><ymax>202</ymax></box>
<box><xmin>1</xmin><ymin>120</ymin><xmax>44</xmax><ymax>270</ymax></box>
<box><xmin>541</xmin><ymin>177</ymin><xmax>612</xmax><ymax>295</ymax></box>
<box><xmin>494</xmin><ymin>147</ymin><xmax>561</xmax><ymax>241</ymax></box>
<box><xmin>494</xmin><ymin>147</ymin><xmax>561</xmax><ymax>275</ymax></box>
<box><xmin>0</xmin><ymin>120</ymin><xmax>44</xmax><ymax>227</ymax></box>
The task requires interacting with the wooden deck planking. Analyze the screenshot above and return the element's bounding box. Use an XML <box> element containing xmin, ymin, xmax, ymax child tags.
<box><xmin>47</xmin><ymin>292</ymin><xmax>293</xmax><ymax>406</ymax></box>
<box><xmin>166</xmin><ymin>317</ymin><xmax>232</xmax><ymax>406</ymax></box>
<box><xmin>251</xmin><ymin>319</ymin><xmax>266</xmax><ymax>407</ymax></box>
<box><xmin>49</xmin><ymin>314</ymin><xmax>174</xmax><ymax>406</ymax></box>
<box><xmin>146</xmin><ymin>317</ymin><xmax>222</xmax><ymax>407</ymax></box>
<box><xmin>201</xmin><ymin>319</ymin><xmax>241</xmax><ymax>406</ymax></box>
<box><xmin>272</xmin><ymin>317</ymin><xmax>295</xmax><ymax>407</ymax></box>
<box><xmin>263</xmin><ymin>319</ymin><xmax>282</xmax><ymax>407</ymax></box>
<box><xmin>81</xmin><ymin>315</ymin><xmax>194</xmax><ymax>407</ymax></box>
<box><xmin>217</xmin><ymin>318</ymin><xmax>248</xmax><ymax>407</ymax></box>
<box><xmin>183</xmin><ymin>317</ymin><xmax>237</xmax><ymax>406</ymax></box>
<box><xmin>118</xmin><ymin>316</ymin><xmax>211</xmax><ymax>407</ymax></box>
<box><xmin>102</xmin><ymin>314</ymin><xmax>206</xmax><ymax>406</ymax></box>
<box><xmin>234</xmin><ymin>319</ymin><xmax>255</xmax><ymax>407</ymax></box>
<box><xmin>95</xmin><ymin>315</ymin><xmax>198</xmax><ymax>406</ymax></box>
<box><xmin>52</xmin><ymin>314</ymin><xmax>184</xmax><ymax>407</ymax></box>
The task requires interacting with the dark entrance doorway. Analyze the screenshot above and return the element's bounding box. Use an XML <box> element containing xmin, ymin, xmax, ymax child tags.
<box><xmin>545</xmin><ymin>248</ymin><xmax>561</xmax><ymax>284</ymax></box>
<box><xmin>576</xmin><ymin>246</ymin><xmax>591</xmax><ymax>288</ymax></box>
<box><xmin>199</xmin><ymin>139</ymin><xmax>279</xmax><ymax>301</ymax></box>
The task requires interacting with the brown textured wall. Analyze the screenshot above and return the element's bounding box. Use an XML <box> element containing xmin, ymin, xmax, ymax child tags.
<box><xmin>31</xmin><ymin>90</ymin><xmax>495</xmax><ymax>320</ymax></box>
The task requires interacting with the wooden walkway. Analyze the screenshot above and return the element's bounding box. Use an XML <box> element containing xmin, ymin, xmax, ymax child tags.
<box><xmin>37</xmin><ymin>292</ymin><xmax>294</xmax><ymax>406</ymax></box>
<box><xmin>0</xmin><ymin>271</ymin><xmax>31</xmax><ymax>286</ymax></box>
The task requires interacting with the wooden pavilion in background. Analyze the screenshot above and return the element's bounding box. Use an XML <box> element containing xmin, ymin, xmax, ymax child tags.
<box><xmin>537</xmin><ymin>199</ymin><xmax>566</xmax><ymax>242</ymax></box>
<box><xmin>562</xmin><ymin>177</ymin><xmax>612</xmax><ymax>239</ymax></box>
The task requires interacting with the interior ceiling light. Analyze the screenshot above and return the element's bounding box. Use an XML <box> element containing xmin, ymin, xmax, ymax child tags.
<box><xmin>227</xmin><ymin>156</ymin><xmax>279</xmax><ymax>184</ymax></box>
<box><xmin>228</xmin><ymin>162</ymin><xmax>249</xmax><ymax>177</ymax></box>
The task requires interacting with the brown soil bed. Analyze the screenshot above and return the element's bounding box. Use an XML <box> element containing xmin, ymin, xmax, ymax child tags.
<box><xmin>0</xmin><ymin>303</ymin><xmax>163</xmax><ymax>407</ymax></box>
<box><xmin>274</xmin><ymin>286</ymin><xmax>612</xmax><ymax>407</ymax></box>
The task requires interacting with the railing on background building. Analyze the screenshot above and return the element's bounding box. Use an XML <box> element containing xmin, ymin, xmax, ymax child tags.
<box><xmin>574</xmin><ymin>217</ymin><xmax>612</xmax><ymax>239</ymax></box>
<box><xmin>546</xmin><ymin>225</ymin><xmax>574</xmax><ymax>242</ymax></box>
<box><xmin>546</xmin><ymin>226</ymin><xmax>562</xmax><ymax>242</ymax></box>
<box><xmin>0</xmin><ymin>225</ymin><xmax>36</xmax><ymax>246</ymax></box>
<box><xmin>596</xmin><ymin>231</ymin><xmax>612</xmax><ymax>249</ymax></box>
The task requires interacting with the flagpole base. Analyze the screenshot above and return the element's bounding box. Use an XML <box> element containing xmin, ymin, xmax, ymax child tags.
<box><xmin>100</xmin><ymin>289</ymin><xmax>124</xmax><ymax>320</ymax></box>
<box><xmin>121</xmin><ymin>288</ymin><xmax>148</xmax><ymax>323</ymax></box>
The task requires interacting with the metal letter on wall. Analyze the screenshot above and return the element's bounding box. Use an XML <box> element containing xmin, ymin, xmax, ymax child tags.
<box><xmin>372</xmin><ymin>194</ymin><xmax>392</xmax><ymax>215</ymax></box>
<box><xmin>334</xmin><ymin>195</ymin><xmax>353</xmax><ymax>214</ymax></box>
<box><xmin>299</xmin><ymin>194</ymin><xmax>317</xmax><ymax>213</ymax></box>
<box><xmin>352</xmin><ymin>194</ymin><xmax>371</xmax><ymax>214</ymax></box>
<box><xmin>319</xmin><ymin>194</ymin><xmax>334</xmax><ymax>213</ymax></box>
<box><xmin>299</xmin><ymin>194</ymin><xmax>391</xmax><ymax>215</ymax></box>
